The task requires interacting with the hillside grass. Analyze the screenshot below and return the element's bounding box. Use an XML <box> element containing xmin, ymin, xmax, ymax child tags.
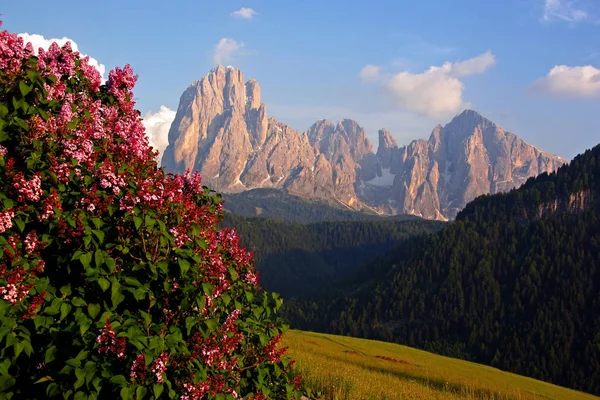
<box><xmin>284</xmin><ymin>330</ymin><xmax>599</xmax><ymax>400</ymax></box>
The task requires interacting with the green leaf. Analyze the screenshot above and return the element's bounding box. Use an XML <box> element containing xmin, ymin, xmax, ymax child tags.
<box><xmin>92</xmin><ymin>230</ymin><xmax>105</xmax><ymax>244</ymax></box>
<box><xmin>45</xmin><ymin>345</ymin><xmax>57</xmax><ymax>363</ymax></box>
<box><xmin>74</xmin><ymin>368</ymin><xmax>85</xmax><ymax>389</ymax></box>
<box><xmin>98</xmin><ymin>278</ymin><xmax>110</xmax><ymax>292</ymax></box>
<box><xmin>133</xmin><ymin>216</ymin><xmax>142</xmax><ymax>230</ymax></box>
<box><xmin>105</xmin><ymin>257</ymin><xmax>116</xmax><ymax>272</ymax></box>
<box><xmin>136</xmin><ymin>386</ymin><xmax>148</xmax><ymax>400</ymax></box>
<box><xmin>111</xmin><ymin>278</ymin><xmax>125</xmax><ymax>308</ymax></box>
<box><xmin>60</xmin><ymin>284</ymin><xmax>72</xmax><ymax>296</ymax></box>
<box><xmin>60</xmin><ymin>302</ymin><xmax>72</xmax><ymax>320</ymax></box>
<box><xmin>87</xmin><ymin>303</ymin><xmax>101</xmax><ymax>319</ymax></box>
<box><xmin>34</xmin><ymin>375</ymin><xmax>54</xmax><ymax>384</ymax></box>
<box><xmin>46</xmin><ymin>382</ymin><xmax>60</xmax><ymax>397</ymax></box>
<box><xmin>75</xmin><ymin>350</ymin><xmax>89</xmax><ymax>362</ymax></box>
<box><xmin>201</xmin><ymin>282</ymin><xmax>213</xmax><ymax>296</ymax></box>
<box><xmin>66</xmin><ymin>358</ymin><xmax>81</xmax><ymax>368</ymax></box>
<box><xmin>153</xmin><ymin>383</ymin><xmax>164</xmax><ymax>398</ymax></box>
<box><xmin>139</xmin><ymin>310</ymin><xmax>151</xmax><ymax>328</ymax></box>
<box><xmin>91</xmin><ymin>217</ymin><xmax>104</xmax><ymax>229</ymax></box>
<box><xmin>120</xmin><ymin>386</ymin><xmax>134</xmax><ymax>400</ymax></box>
<box><xmin>178</xmin><ymin>258</ymin><xmax>190</xmax><ymax>275</ymax></box>
<box><xmin>74</xmin><ymin>391</ymin><xmax>87</xmax><ymax>400</ymax></box>
<box><xmin>44</xmin><ymin>298</ymin><xmax>62</xmax><ymax>315</ymax></box>
<box><xmin>67</xmin><ymin>117</ymin><xmax>79</xmax><ymax>130</ymax></box>
<box><xmin>78</xmin><ymin>316</ymin><xmax>92</xmax><ymax>336</ymax></box>
<box><xmin>14</xmin><ymin>341</ymin><xmax>24</xmax><ymax>358</ymax></box>
<box><xmin>13</xmin><ymin>218</ymin><xmax>25</xmax><ymax>233</ymax></box>
<box><xmin>72</xmin><ymin>297</ymin><xmax>87</xmax><ymax>307</ymax></box>
<box><xmin>80</xmin><ymin>252</ymin><xmax>93</xmax><ymax>268</ymax></box>
<box><xmin>185</xmin><ymin>317</ymin><xmax>196</xmax><ymax>335</ymax></box>
<box><xmin>221</xmin><ymin>293</ymin><xmax>231</xmax><ymax>306</ymax></box>
<box><xmin>0</xmin><ymin>375</ymin><xmax>16</xmax><ymax>392</ymax></box>
<box><xmin>94</xmin><ymin>250</ymin><xmax>105</xmax><ymax>267</ymax></box>
<box><xmin>228</xmin><ymin>267</ymin><xmax>238</xmax><ymax>281</ymax></box>
<box><xmin>19</xmin><ymin>81</ymin><xmax>32</xmax><ymax>96</ymax></box>
<box><xmin>110</xmin><ymin>375</ymin><xmax>127</xmax><ymax>386</ymax></box>
<box><xmin>144</xmin><ymin>215</ymin><xmax>156</xmax><ymax>229</ymax></box>
<box><xmin>205</xmin><ymin>318</ymin><xmax>217</xmax><ymax>332</ymax></box>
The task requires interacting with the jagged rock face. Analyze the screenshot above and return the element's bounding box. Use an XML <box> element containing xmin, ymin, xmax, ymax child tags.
<box><xmin>365</xmin><ymin>110</ymin><xmax>566</xmax><ymax>219</ymax></box>
<box><xmin>162</xmin><ymin>67</ymin><xmax>348</xmax><ymax>202</ymax></box>
<box><xmin>162</xmin><ymin>67</ymin><xmax>566</xmax><ymax>220</ymax></box>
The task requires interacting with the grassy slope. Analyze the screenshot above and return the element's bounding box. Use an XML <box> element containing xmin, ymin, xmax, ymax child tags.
<box><xmin>284</xmin><ymin>330</ymin><xmax>599</xmax><ymax>400</ymax></box>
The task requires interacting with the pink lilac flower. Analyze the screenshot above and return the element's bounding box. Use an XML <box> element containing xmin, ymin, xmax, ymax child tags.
<box><xmin>13</xmin><ymin>173</ymin><xmax>43</xmax><ymax>202</ymax></box>
<box><xmin>0</xmin><ymin>209</ymin><xmax>14</xmax><ymax>233</ymax></box>
<box><xmin>244</xmin><ymin>270</ymin><xmax>259</xmax><ymax>286</ymax></box>
<box><xmin>0</xmin><ymin>283</ymin><xmax>29</xmax><ymax>305</ymax></box>
<box><xmin>23</xmin><ymin>231</ymin><xmax>39</xmax><ymax>254</ymax></box>
<box><xmin>96</xmin><ymin>320</ymin><xmax>126</xmax><ymax>359</ymax></box>
<box><xmin>39</xmin><ymin>191</ymin><xmax>61</xmax><ymax>221</ymax></box>
<box><xmin>151</xmin><ymin>352</ymin><xmax>168</xmax><ymax>383</ymax></box>
<box><xmin>130</xmin><ymin>354</ymin><xmax>146</xmax><ymax>382</ymax></box>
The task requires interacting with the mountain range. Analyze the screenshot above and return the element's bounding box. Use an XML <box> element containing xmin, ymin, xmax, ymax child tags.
<box><xmin>162</xmin><ymin>66</ymin><xmax>565</xmax><ymax>220</ymax></box>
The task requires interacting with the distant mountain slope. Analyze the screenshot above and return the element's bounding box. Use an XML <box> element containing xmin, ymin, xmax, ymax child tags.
<box><xmin>222</xmin><ymin>189</ymin><xmax>422</xmax><ymax>223</ymax></box>
<box><xmin>366</xmin><ymin>110</ymin><xmax>566</xmax><ymax>219</ymax></box>
<box><xmin>220</xmin><ymin>213</ymin><xmax>443</xmax><ymax>298</ymax></box>
<box><xmin>162</xmin><ymin>66</ymin><xmax>565</xmax><ymax>220</ymax></box>
<box><xmin>285</xmin><ymin>144</ymin><xmax>600</xmax><ymax>395</ymax></box>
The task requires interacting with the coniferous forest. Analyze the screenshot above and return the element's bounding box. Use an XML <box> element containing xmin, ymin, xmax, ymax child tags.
<box><xmin>284</xmin><ymin>144</ymin><xmax>600</xmax><ymax>395</ymax></box>
<box><xmin>220</xmin><ymin>213</ymin><xmax>444</xmax><ymax>298</ymax></box>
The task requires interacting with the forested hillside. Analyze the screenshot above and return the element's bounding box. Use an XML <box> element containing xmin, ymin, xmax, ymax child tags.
<box><xmin>285</xmin><ymin>145</ymin><xmax>600</xmax><ymax>395</ymax></box>
<box><xmin>220</xmin><ymin>213</ymin><xmax>443</xmax><ymax>298</ymax></box>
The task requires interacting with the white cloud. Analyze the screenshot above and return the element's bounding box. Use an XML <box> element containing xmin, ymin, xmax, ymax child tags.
<box><xmin>142</xmin><ymin>106</ymin><xmax>176</xmax><ymax>163</ymax></box>
<box><xmin>359</xmin><ymin>65</ymin><xmax>382</xmax><ymax>81</ymax></box>
<box><xmin>213</xmin><ymin>38</ymin><xmax>244</xmax><ymax>65</ymax></box>
<box><xmin>366</xmin><ymin>51</ymin><xmax>495</xmax><ymax>118</ymax></box>
<box><xmin>452</xmin><ymin>50</ymin><xmax>496</xmax><ymax>76</ymax></box>
<box><xmin>533</xmin><ymin>65</ymin><xmax>600</xmax><ymax>97</ymax></box>
<box><xmin>543</xmin><ymin>0</ymin><xmax>589</xmax><ymax>23</ymax></box>
<box><xmin>231</xmin><ymin>7</ymin><xmax>258</xmax><ymax>19</ymax></box>
<box><xmin>18</xmin><ymin>33</ymin><xmax>106</xmax><ymax>80</ymax></box>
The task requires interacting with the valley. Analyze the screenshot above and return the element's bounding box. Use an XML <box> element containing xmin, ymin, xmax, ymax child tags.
<box><xmin>284</xmin><ymin>144</ymin><xmax>600</xmax><ymax>395</ymax></box>
<box><xmin>2</xmin><ymin>6</ymin><xmax>599</xmax><ymax>399</ymax></box>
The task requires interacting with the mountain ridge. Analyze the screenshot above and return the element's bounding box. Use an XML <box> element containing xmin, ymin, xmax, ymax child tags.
<box><xmin>162</xmin><ymin>66</ymin><xmax>565</xmax><ymax>220</ymax></box>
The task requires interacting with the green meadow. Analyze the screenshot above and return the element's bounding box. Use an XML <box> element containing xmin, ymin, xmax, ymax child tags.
<box><xmin>284</xmin><ymin>330</ymin><xmax>599</xmax><ymax>400</ymax></box>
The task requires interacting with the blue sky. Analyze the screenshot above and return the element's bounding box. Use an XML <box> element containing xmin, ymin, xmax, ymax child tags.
<box><xmin>2</xmin><ymin>0</ymin><xmax>600</xmax><ymax>159</ymax></box>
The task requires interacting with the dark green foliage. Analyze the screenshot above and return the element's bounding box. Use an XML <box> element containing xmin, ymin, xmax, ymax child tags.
<box><xmin>287</xmin><ymin>145</ymin><xmax>600</xmax><ymax>396</ymax></box>
<box><xmin>221</xmin><ymin>213</ymin><xmax>444</xmax><ymax>299</ymax></box>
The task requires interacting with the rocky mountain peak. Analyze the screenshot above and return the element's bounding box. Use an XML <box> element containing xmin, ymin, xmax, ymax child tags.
<box><xmin>376</xmin><ymin>128</ymin><xmax>400</xmax><ymax>171</ymax></box>
<box><xmin>337</xmin><ymin>119</ymin><xmax>374</xmax><ymax>161</ymax></box>
<box><xmin>245</xmin><ymin>78</ymin><xmax>261</xmax><ymax>110</ymax></box>
<box><xmin>162</xmin><ymin>68</ymin><xmax>566</xmax><ymax>221</ymax></box>
<box><xmin>444</xmin><ymin>109</ymin><xmax>500</xmax><ymax>140</ymax></box>
<box><xmin>307</xmin><ymin>119</ymin><xmax>336</xmax><ymax>146</ymax></box>
<box><xmin>378</xmin><ymin>129</ymin><xmax>398</xmax><ymax>152</ymax></box>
